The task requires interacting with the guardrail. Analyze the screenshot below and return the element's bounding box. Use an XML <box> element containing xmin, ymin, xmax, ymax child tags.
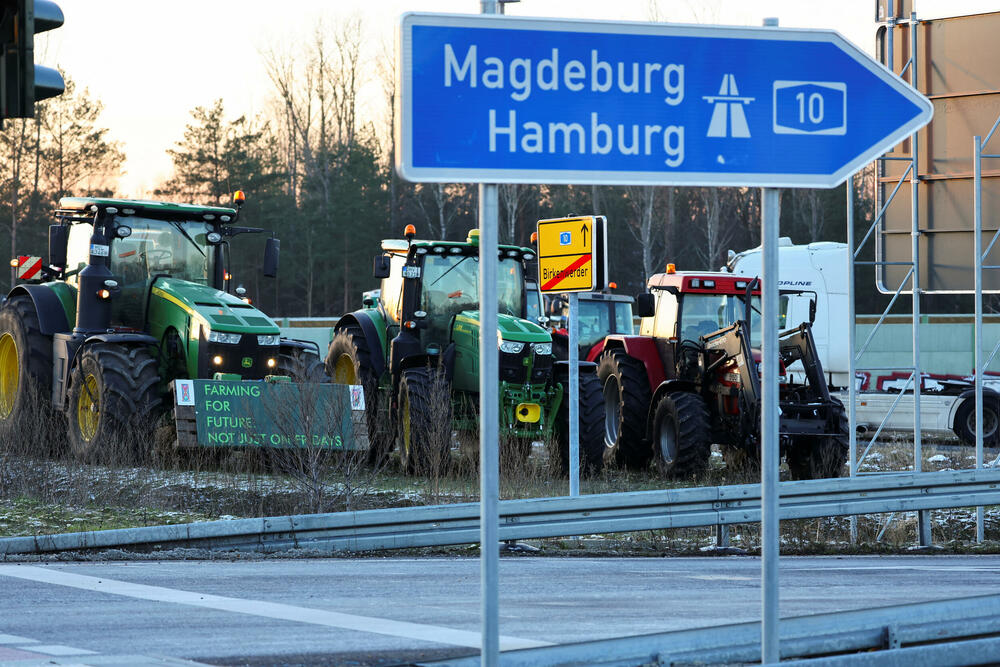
<box><xmin>2</xmin><ymin>468</ymin><xmax>998</xmax><ymax>555</ymax></box>
<box><xmin>421</xmin><ymin>593</ymin><xmax>1000</xmax><ymax>666</ymax></box>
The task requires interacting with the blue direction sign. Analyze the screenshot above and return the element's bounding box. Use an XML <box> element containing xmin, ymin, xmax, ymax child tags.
<box><xmin>397</xmin><ymin>14</ymin><xmax>932</xmax><ymax>188</ymax></box>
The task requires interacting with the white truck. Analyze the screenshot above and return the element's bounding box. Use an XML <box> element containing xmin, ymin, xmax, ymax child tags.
<box><xmin>724</xmin><ymin>239</ymin><xmax>999</xmax><ymax>447</ymax></box>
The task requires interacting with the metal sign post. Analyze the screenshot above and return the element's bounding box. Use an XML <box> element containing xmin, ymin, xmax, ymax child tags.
<box><xmin>479</xmin><ymin>7</ymin><xmax>500</xmax><ymax>667</ymax></box>
<box><xmin>760</xmin><ymin>187</ymin><xmax>780</xmax><ymax>663</ymax></box>
<box><xmin>479</xmin><ymin>182</ymin><xmax>500</xmax><ymax>666</ymax></box>
<box><xmin>568</xmin><ymin>291</ymin><xmax>579</xmax><ymax>495</ymax></box>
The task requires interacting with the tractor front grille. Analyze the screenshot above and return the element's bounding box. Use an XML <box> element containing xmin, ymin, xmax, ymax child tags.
<box><xmin>499</xmin><ymin>345</ymin><xmax>553</xmax><ymax>384</ymax></box>
<box><xmin>199</xmin><ymin>334</ymin><xmax>278</xmax><ymax>380</ymax></box>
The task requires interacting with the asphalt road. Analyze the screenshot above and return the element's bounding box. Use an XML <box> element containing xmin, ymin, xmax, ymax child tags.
<box><xmin>0</xmin><ymin>554</ymin><xmax>998</xmax><ymax>666</ymax></box>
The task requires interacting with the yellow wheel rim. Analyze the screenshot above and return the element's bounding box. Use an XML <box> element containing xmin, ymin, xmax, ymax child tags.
<box><xmin>77</xmin><ymin>374</ymin><xmax>100</xmax><ymax>442</ymax></box>
<box><xmin>334</xmin><ymin>354</ymin><xmax>358</xmax><ymax>384</ymax></box>
<box><xmin>0</xmin><ymin>333</ymin><xmax>18</xmax><ymax>420</ymax></box>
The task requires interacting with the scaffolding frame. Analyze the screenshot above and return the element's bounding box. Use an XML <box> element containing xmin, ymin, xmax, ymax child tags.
<box><xmin>850</xmin><ymin>9</ymin><xmax>932</xmax><ymax>545</ymax></box>
<box><xmin>973</xmin><ymin>126</ymin><xmax>1000</xmax><ymax>542</ymax></box>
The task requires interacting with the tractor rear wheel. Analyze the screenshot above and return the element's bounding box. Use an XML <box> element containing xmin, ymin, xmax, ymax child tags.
<box><xmin>67</xmin><ymin>343</ymin><xmax>162</xmax><ymax>462</ymax></box>
<box><xmin>786</xmin><ymin>397</ymin><xmax>849</xmax><ymax>480</ymax></box>
<box><xmin>277</xmin><ymin>347</ymin><xmax>327</xmax><ymax>383</ymax></box>
<box><xmin>554</xmin><ymin>370</ymin><xmax>605</xmax><ymax>477</ymax></box>
<box><xmin>396</xmin><ymin>366</ymin><xmax>451</xmax><ymax>477</ymax></box>
<box><xmin>326</xmin><ymin>327</ymin><xmax>386</xmax><ymax>466</ymax></box>
<box><xmin>597</xmin><ymin>349</ymin><xmax>652</xmax><ymax>469</ymax></box>
<box><xmin>651</xmin><ymin>391</ymin><xmax>712</xmax><ymax>478</ymax></box>
<box><xmin>0</xmin><ymin>295</ymin><xmax>56</xmax><ymax>441</ymax></box>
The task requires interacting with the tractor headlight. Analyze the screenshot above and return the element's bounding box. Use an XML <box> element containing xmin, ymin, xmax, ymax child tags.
<box><xmin>531</xmin><ymin>342</ymin><xmax>552</xmax><ymax>356</ymax></box>
<box><xmin>257</xmin><ymin>334</ymin><xmax>279</xmax><ymax>346</ymax></box>
<box><xmin>499</xmin><ymin>340</ymin><xmax>525</xmax><ymax>354</ymax></box>
<box><xmin>208</xmin><ymin>331</ymin><xmax>242</xmax><ymax>344</ymax></box>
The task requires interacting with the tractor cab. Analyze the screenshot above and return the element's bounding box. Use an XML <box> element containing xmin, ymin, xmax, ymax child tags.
<box><xmin>371</xmin><ymin>227</ymin><xmax>548</xmax><ymax>392</ymax></box>
<box><xmin>639</xmin><ymin>268</ymin><xmax>766</xmax><ymax>348</ymax></box>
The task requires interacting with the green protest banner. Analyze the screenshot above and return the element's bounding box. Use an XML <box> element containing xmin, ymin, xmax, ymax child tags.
<box><xmin>174</xmin><ymin>380</ymin><xmax>363</xmax><ymax>450</ymax></box>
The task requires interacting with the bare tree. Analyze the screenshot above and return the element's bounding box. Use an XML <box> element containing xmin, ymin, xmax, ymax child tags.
<box><xmin>624</xmin><ymin>185</ymin><xmax>664</xmax><ymax>282</ymax></box>
<box><xmin>695</xmin><ymin>187</ymin><xmax>739</xmax><ymax>270</ymax></box>
<box><xmin>499</xmin><ymin>183</ymin><xmax>532</xmax><ymax>244</ymax></box>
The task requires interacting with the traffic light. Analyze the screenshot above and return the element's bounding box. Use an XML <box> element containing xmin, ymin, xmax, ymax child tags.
<box><xmin>0</xmin><ymin>0</ymin><xmax>64</xmax><ymax>119</ymax></box>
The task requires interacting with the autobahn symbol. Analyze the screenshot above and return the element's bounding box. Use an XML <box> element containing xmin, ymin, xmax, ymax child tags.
<box><xmin>705</xmin><ymin>74</ymin><xmax>754</xmax><ymax>138</ymax></box>
<box><xmin>536</xmin><ymin>216</ymin><xmax>607</xmax><ymax>293</ymax></box>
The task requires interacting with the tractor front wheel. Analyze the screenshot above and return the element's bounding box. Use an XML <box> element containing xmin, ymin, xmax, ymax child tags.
<box><xmin>277</xmin><ymin>347</ymin><xmax>327</xmax><ymax>383</ymax></box>
<box><xmin>327</xmin><ymin>327</ymin><xmax>386</xmax><ymax>465</ymax></box>
<box><xmin>597</xmin><ymin>349</ymin><xmax>652</xmax><ymax>469</ymax></box>
<box><xmin>554</xmin><ymin>370</ymin><xmax>605</xmax><ymax>478</ymax></box>
<box><xmin>786</xmin><ymin>398</ymin><xmax>849</xmax><ymax>480</ymax></box>
<box><xmin>651</xmin><ymin>391</ymin><xmax>712</xmax><ymax>478</ymax></box>
<box><xmin>397</xmin><ymin>366</ymin><xmax>451</xmax><ymax>477</ymax></box>
<box><xmin>67</xmin><ymin>343</ymin><xmax>161</xmax><ymax>462</ymax></box>
<box><xmin>0</xmin><ymin>295</ymin><xmax>57</xmax><ymax>442</ymax></box>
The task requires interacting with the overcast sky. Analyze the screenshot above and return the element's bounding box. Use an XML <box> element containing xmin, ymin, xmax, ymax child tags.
<box><xmin>37</xmin><ymin>0</ymin><xmax>997</xmax><ymax>198</ymax></box>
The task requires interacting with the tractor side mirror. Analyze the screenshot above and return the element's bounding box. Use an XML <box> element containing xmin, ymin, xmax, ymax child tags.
<box><xmin>636</xmin><ymin>293</ymin><xmax>655</xmax><ymax>318</ymax></box>
<box><xmin>373</xmin><ymin>254</ymin><xmax>391</xmax><ymax>279</ymax></box>
<box><xmin>808</xmin><ymin>295</ymin><xmax>817</xmax><ymax>324</ymax></box>
<box><xmin>48</xmin><ymin>225</ymin><xmax>68</xmax><ymax>269</ymax></box>
<box><xmin>262</xmin><ymin>237</ymin><xmax>280</xmax><ymax>278</ymax></box>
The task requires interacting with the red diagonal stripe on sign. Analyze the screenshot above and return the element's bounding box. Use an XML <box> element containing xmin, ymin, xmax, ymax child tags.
<box><xmin>17</xmin><ymin>256</ymin><xmax>41</xmax><ymax>280</ymax></box>
<box><xmin>541</xmin><ymin>253</ymin><xmax>591</xmax><ymax>291</ymax></box>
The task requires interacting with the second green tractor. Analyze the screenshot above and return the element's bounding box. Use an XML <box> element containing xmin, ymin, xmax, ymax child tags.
<box><xmin>326</xmin><ymin>227</ymin><xmax>604</xmax><ymax>476</ymax></box>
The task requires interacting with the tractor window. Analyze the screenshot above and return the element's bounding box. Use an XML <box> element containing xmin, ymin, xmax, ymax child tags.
<box><xmin>614</xmin><ymin>302</ymin><xmax>635</xmax><ymax>335</ymax></box>
<box><xmin>380</xmin><ymin>253</ymin><xmax>407</xmax><ymax>323</ymax></box>
<box><xmin>110</xmin><ymin>218</ymin><xmax>214</xmax><ymax>286</ymax></box>
<box><xmin>419</xmin><ymin>254</ymin><xmax>525</xmax><ymax>345</ymax></box>
<box><xmin>64</xmin><ymin>222</ymin><xmax>95</xmax><ymax>288</ymax></box>
<box><xmin>576</xmin><ymin>300</ymin><xmax>612</xmax><ymax>350</ymax></box>
<box><xmin>652</xmin><ymin>290</ymin><xmax>678</xmax><ymax>338</ymax></box>
<box><xmin>679</xmin><ymin>294</ymin><xmax>762</xmax><ymax>344</ymax></box>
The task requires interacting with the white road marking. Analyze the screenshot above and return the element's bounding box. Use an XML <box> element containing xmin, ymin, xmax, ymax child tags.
<box><xmin>687</xmin><ymin>575</ymin><xmax>756</xmax><ymax>581</ymax></box>
<box><xmin>0</xmin><ymin>565</ymin><xmax>550</xmax><ymax>651</ymax></box>
<box><xmin>19</xmin><ymin>645</ymin><xmax>96</xmax><ymax>656</ymax></box>
<box><xmin>0</xmin><ymin>634</ymin><xmax>36</xmax><ymax>644</ymax></box>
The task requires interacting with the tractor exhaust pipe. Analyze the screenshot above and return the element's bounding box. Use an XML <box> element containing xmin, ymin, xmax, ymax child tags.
<box><xmin>74</xmin><ymin>224</ymin><xmax>114</xmax><ymax>334</ymax></box>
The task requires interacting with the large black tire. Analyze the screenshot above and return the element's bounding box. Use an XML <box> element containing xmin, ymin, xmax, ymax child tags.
<box><xmin>651</xmin><ymin>391</ymin><xmax>712</xmax><ymax>478</ymax></box>
<box><xmin>396</xmin><ymin>366</ymin><xmax>451</xmax><ymax>477</ymax></box>
<box><xmin>597</xmin><ymin>349</ymin><xmax>652</xmax><ymax>469</ymax></box>
<box><xmin>0</xmin><ymin>295</ymin><xmax>56</xmax><ymax>439</ymax></box>
<box><xmin>326</xmin><ymin>327</ymin><xmax>386</xmax><ymax>465</ymax></box>
<box><xmin>786</xmin><ymin>397</ymin><xmax>849</xmax><ymax>480</ymax></box>
<box><xmin>952</xmin><ymin>395</ymin><xmax>1000</xmax><ymax>447</ymax></box>
<box><xmin>277</xmin><ymin>347</ymin><xmax>327</xmax><ymax>383</ymax></box>
<box><xmin>554</xmin><ymin>370</ymin><xmax>605</xmax><ymax>477</ymax></box>
<box><xmin>67</xmin><ymin>343</ymin><xmax>162</xmax><ymax>462</ymax></box>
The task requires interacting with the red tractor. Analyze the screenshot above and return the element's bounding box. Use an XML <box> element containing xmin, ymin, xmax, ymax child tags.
<box><xmin>598</xmin><ymin>266</ymin><xmax>848</xmax><ymax>479</ymax></box>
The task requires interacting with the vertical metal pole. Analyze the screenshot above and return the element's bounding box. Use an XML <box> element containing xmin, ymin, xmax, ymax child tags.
<box><xmin>761</xmin><ymin>186</ymin><xmax>781</xmax><ymax>664</ymax></box>
<box><xmin>479</xmin><ymin>181</ymin><xmax>499</xmax><ymax>667</ymax></box>
<box><xmin>974</xmin><ymin>135</ymin><xmax>985</xmax><ymax>543</ymax></box>
<box><xmin>568</xmin><ymin>291</ymin><xmax>580</xmax><ymax>496</ymax></box>
<box><xmin>909</xmin><ymin>11</ymin><xmax>930</xmax><ymax>547</ymax></box>
<box><xmin>479</xmin><ymin>10</ymin><xmax>500</xmax><ymax>667</ymax></box>
<box><xmin>847</xmin><ymin>174</ymin><xmax>859</xmax><ymax>544</ymax></box>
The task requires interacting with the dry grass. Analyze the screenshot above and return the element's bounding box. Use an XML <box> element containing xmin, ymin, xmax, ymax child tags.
<box><xmin>2</xmin><ymin>388</ymin><xmax>998</xmax><ymax>553</ymax></box>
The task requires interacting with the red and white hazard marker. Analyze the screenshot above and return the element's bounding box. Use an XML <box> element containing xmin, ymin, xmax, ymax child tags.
<box><xmin>15</xmin><ymin>256</ymin><xmax>42</xmax><ymax>281</ymax></box>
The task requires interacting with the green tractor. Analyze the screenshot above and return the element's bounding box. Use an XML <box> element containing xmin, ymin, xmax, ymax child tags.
<box><xmin>0</xmin><ymin>195</ymin><xmax>324</xmax><ymax>457</ymax></box>
<box><xmin>326</xmin><ymin>226</ymin><xmax>605</xmax><ymax>476</ymax></box>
